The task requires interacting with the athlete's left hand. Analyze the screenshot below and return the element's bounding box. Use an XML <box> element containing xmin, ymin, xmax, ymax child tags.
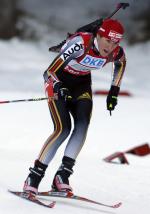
<box><xmin>107</xmin><ymin>86</ymin><xmax>120</xmax><ymax>112</ymax></box>
<box><xmin>54</xmin><ymin>82</ymin><xmax>72</xmax><ymax>101</ymax></box>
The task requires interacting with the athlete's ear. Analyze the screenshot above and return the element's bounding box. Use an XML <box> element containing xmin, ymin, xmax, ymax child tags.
<box><xmin>96</xmin><ymin>35</ymin><xmax>102</xmax><ymax>52</ymax></box>
<box><xmin>96</xmin><ymin>34</ymin><xmax>101</xmax><ymax>40</ymax></box>
<box><xmin>96</xmin><ymin>35</ymin><xmax>103</xmax><ymax>44</ymax></box>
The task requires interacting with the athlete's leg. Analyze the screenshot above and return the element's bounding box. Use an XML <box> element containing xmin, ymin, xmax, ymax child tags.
<box><xmin>52</xmin><ymin>95</ymin><xmax>93</xmax><ymax>192</ymax></box>
<box><xmin>64</xmin><ymin>97</ymin><xmax>93</xmax><ymax>159</ymax></box>
<box><xmin>23</xmin><ymin>98</ymin><xmax>72</xmax><ymax>193</ymax></box>
<box><xmin>38</xmin><ymin>99</ymin><xmax>72</xmax><ymax>165</ymax></box>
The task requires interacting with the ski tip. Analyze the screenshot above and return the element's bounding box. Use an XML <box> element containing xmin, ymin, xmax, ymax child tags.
<box><xmin>49</xmin><ymin>201</ymin><xmax>56</xmax><ymax>208</ymax></box>
<box><xmin>113</xmin><ymin>202</ymin><xmax>122</xmax><ymax>208</ymax></box>
<box><xmin>8</xmin><ymin>189</ymin><xmax>16</xmax><ymax>194</ymax></box>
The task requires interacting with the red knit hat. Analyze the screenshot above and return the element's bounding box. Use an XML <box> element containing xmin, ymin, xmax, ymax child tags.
<box><xmin>97</xmin><ymin>19</ymin><xmax>124</xmax><ymax>43</ymax></box>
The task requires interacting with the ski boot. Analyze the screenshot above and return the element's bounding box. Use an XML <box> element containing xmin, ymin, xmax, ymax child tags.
<box><xmin>23</xmin><ymin>160</ymin><xmax>47</xmax><ymax>195</ymax></box>
<box><xmin>52</xmin><ymin>156</ymin><xmax>75</xmax><ymax>192</ymax></box>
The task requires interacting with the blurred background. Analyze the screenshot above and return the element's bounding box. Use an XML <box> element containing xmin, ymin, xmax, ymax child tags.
<box><xmin>1</xmin><ymin>3</ymin><xmax>150</xmax><ymax>213</ymax></box>
<box><xmin>0</xmin><ymin>0</ymin><xmax>150</xmax><ymax>95</ymax></box>
<box><xmin>0</xmin><ymin>0</ymin><xmax>150</xmax><ymax>44</ymax></box>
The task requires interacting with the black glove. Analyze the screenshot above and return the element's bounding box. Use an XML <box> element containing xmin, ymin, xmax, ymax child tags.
<box><xmin>107</xmin><ymin>86</ymin><xmax>120</xmax><ymax>112</ymax></box>
<box><xmin>54</xmin><ymin>82</ymin><xmax>72</xmax><ymax>101</ymax></box>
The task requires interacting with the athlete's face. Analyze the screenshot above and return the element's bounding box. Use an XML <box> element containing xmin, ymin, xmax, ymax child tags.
<box><xmin>97</xmin><ymin>35</ymin><xmax>118</xmax><ymax>57</ymax></box>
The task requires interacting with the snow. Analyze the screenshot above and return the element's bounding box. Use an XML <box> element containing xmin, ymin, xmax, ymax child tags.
<box><xmin>0</xmin><ymin>38</ymin><xmax>150</xmax><ymax>214</ymax></box>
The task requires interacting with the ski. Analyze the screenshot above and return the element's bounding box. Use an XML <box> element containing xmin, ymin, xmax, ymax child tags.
<box><xmin>8</xmin><ymin>190</ymin><xmax>56</xmax><ymax>208</ymax></box>
<box><xmin>38</xmin><ymin>191</ymin><xmax>122</xmax><ymax>209</ymax></box>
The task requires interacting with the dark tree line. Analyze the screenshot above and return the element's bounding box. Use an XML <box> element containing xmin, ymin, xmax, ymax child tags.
<box><xmin>0</xmin><ymin>0</ymin><xmax>149</xmax><ymax>44</ymax></box>
<box><xmin>132</xmin><ymin>8</ymin><xmax>150</xmax><ymax>44</ymax></box>
<box><xmin>0</xmin><ymin>0</ymin><xmax>18</xmax><ymax>39</ymax></box>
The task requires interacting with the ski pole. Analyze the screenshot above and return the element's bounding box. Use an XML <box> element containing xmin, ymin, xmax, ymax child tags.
<box><xmin>0</xmin><ymin>96</ymin><xmax>56</xmax><ymax>104</ymax></box>
<box><xmin>109</xmin><ymin>110</ymin><xmax>112</xmax><ymax>116</ymax></box>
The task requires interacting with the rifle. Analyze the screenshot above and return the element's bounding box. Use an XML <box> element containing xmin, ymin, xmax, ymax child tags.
<box><xmin>49</xmin><ymin>2</ymin><xmax>129</xmax><ymax>53</ymax></box>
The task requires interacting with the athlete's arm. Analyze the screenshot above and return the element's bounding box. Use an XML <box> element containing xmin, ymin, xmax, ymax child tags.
<box><xmin>111</xmin><ymin>47</ymin><xmax>126</xmax><ymax>87</ymax></box>
<box><xmin>43</xmin><ymin>35</ymin><xmax>84</xmax><ymax>83</ymax></box>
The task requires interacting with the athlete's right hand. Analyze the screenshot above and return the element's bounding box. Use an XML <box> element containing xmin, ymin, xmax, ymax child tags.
<box><xmin>54</xmin><ymin>82</ymin><xmax>72</xmax><ymax>101</ymax></box>
<box><xmin>44</xmin><ymin>78</ymin><xmax>54</xmax><ymax>98</ymax></box>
